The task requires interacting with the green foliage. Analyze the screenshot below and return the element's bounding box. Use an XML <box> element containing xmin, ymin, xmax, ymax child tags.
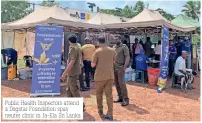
<box><xmin>100</xmin><ymin>1</ymin><xmax>174</xmax><ymax>21</ymax></box>
<box><xmin>182</xmin><ymin>0</ymin><xmax>200</xmax><ymax>21</ymax></box>
<box><xmin>100</xmin><ymin>1</ymin><xmax>145</xmax><ymax>18</ymax></box>
<box><xmin>41</xmin><ymin>0</ymin><xmax>59</xmax><ymax>7</ymax></box>
<box><xmin>156</xmin><ymin>8</ymin><xmax>175</xmax><ymax>21</ymax></box>
<box><xmin>1</xmin><ymin>1</ymin><xmax>32</xmax><ymax>23</ymax></box>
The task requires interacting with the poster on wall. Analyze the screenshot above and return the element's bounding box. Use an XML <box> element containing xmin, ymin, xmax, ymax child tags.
<box><xmin>158</xmin><ymin>25</ymin><xmax>169</xmax><ymax>88</ymax></box>
<box><xmin>31</xmin><ymin>25</ymin><xmax>63</xmax><ymax>96</ymax></box>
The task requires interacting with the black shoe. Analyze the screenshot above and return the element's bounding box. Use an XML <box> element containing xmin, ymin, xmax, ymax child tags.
<box><xmin>86</xmin><ymin>87</ymin><xmax>90</xmax><ymax>90</ymax></box>
<box><xmin>99</xmin><ymin>113</ymin><xmax>107</xmax><ymax>118</ymax></box>
<box><xmin>105</xmin><ymin>115</ymin><xmax>113</xmax><ymax>121</ymax></box>
<box><xmin>113</xmin><ymin>98</ymin><xmax>123</xmax><ymax>103</ymax></box>
<box><xmin>121</xmin><ymin>100</ymin><xmax>129</xmax><ymax>106</ymax></box>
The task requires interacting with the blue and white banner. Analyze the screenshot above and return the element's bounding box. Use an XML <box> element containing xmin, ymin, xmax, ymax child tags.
<box><xmin>158</xmin><ymin>25</ymin><xmax>169</xmax><ymax>86</ymax></box>
<box><xmin>31</xmin><ymin>25</ymin><xmax>63</xmax><ymax>96</ymax></box>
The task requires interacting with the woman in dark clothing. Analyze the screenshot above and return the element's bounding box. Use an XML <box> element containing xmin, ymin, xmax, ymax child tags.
<box><xmin>144</xmin><ymin>37</ymin><xmax>152</xmax><ymax>57</ymax></box>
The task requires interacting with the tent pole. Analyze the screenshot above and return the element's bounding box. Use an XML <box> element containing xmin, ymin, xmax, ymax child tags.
<box><xmin>190</xmin><ymin>32</ymin><xmax>193</xmax><ymax>69</ymax></box>
<box><xmin>196</xmin><ymin>43</ymin><xmax>198</xmax><ymax>72</ymax></box>
<box><xmin>160</xmin><ymin>25</ymin><xmax>163</xmax><ymax>61</ymax></box>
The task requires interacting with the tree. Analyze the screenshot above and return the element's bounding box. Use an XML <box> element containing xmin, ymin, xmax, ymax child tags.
<box><xmin>133</xmin><ymin>1</ymin><xmax>145</xmax><ymax>15</ymax></box>
<box><xmin>100</xmin><ymin>1</ymin><xmax>146</xmax><ymax>18</ymax></box>
<box><xmin>156</xmin><ymin>8</ymin><xmax>175</xmax><ymax>21</ymax></box>
<box><xmin>41</xmin><ymin>0</ymin><xmax>59</xmax><ymax>7</ymax></box>
<box><xmin>87</xmin><ymin>2</ymin><xmax>96</xmax><ymax>12</ymax></box>
<box><xmin>121</xmin><ymin>5</ymin><xmax>134</xmax><ymax>18</ymax></box>
<box><xmin>182</xmin><ymin>0</ymin><xmax>200</xmax><ymax>21</ymax></box>
<box><xmin>1</xmin><ymin>1</ymin><xmax>32</xmax><ymax>23</ymax></box>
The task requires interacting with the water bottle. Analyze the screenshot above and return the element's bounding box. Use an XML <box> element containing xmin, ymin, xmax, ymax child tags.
<box><xmin>128</xmin><ymin>71</ymin><xmax>132</xmax><ymax>81</ymax></box>
<box><xmin>124</xmin><ymin>72</ymin><xmax>129</xmax><ymax>82</ymax></box>
<box><xmin>157</xmin><ymin>87</ymin><xmax>163</xmax><ymax>93</ymax></box>
<box><xmin>132</xmin><ymin>73</ymin><xmax>136</xmax><ymax>81</ymax></box>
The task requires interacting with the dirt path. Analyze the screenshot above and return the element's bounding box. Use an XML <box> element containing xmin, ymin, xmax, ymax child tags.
<box><xmin>1</xmin><ymin>77</ymin><xmax>200</xmax><ymax>121</ymax></box>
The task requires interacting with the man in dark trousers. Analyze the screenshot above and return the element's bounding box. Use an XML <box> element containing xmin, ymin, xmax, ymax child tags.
<box><xmin>81</xmin><ymin>37</ymin><xmax>96</xmax><ymax>91</ymax></box>
<box><xmin>175</xmin><ymin>37</ymin><xmax>182</xmax><ymax>60</ymax></box>
<box><xmin>168</xmin><ymin>40</ymin><xmax>177</xmax><ymax>78</ymax></box>
<box><xmin>144</xmin><ymin>37</ymin><xmax>152</xmax><ymax>57</ymax></box>
<box><xmin>60</xmin><ymin>34</ymin><xmax>85</xmax><ymax>111</ymax></box>
<box><xmin>91</xmin><ymin>36</ymin><xmax>115</xmax><ymax>121</ymax></box>
<box><xmin>114</xmin><ymin>37</ymin><xmax>130</xmax><ymax>106</ymax></box>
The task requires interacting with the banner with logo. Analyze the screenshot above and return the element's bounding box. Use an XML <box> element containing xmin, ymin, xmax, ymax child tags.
<box><xmin>158</xmin><ymin>25</ymin><xmax>169</xmax><ymax>87</ymax></box>
<box><xmin>31</xmin><ymin>25</ymin><xmax>63</xmax><ymax>96</ymax></box>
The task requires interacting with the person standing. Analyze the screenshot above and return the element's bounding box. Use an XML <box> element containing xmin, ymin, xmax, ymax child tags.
<box><xmin>114</xmin><ymin>38</ymin><xmax>130</xmax><ymax>106</ymax></box>
<box><xmin>144</xmin><ymin>37</ymin><xmax>152</xmax><ymax>57</ymax></box>
<box><xmin>168</xmin><ymin>40</ymin><xmax>177</xmax><ymax>78</ymax></box>
<box><xmin>154</xmin><ymin>40</ymin><xmax>161</xmax><ymax>60</ymax></box>
<box><xmin>1</xmin><ymin>48</ymin><xmax>18</xmax><ymax>66</ymax></box>
<box><xmin>81</xmin><ymin>37</ymin><xmax>96</xmax><ymax>90</ymax></box>
<box><xmin>139</xmin><ymin>39</ymin><xmax>144</xmax><ymax>50</ymax></box>
<box><xmin>91</xmin><ymin>36</ymin><xmax>115</xmax><ymax>121</ymax></box>
<box><xmin>175</xmin><ymin>37</ymin><xmax>182</xmax><ymax>60</ymax></box>
<box><xmin>180</xmin><ymin>36</ymin><xmax>192</xmax><ymax>69</ymax></box>
<box><xmin>1</xmin><ymin>48</ymin><xmax>18</xmax><ymax>76</ymax></box>
<box><xmin>132</xmin><ymin>38</ymin><xmax>143</xmax><ymax>69</ymax></box>
<box><xmin>60</xmin><ymin>34</ymin><xmax>85</xmax><ymax>110</ymax></box>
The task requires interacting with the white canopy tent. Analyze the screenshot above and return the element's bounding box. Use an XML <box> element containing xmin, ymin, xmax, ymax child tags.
<box><xmin>88</xmin><ymin>13</ymin><xmax>128</xmax><ymax>25</ymax></box>
<box><xmin>103</xmin><ymin>8</ymin><xmax>196</xmax><ymax>33</ymax></box>
<box><xmin>1</xmin><ymin>5</ymin><xmax>101</xmax><ymax>31</ymax></box>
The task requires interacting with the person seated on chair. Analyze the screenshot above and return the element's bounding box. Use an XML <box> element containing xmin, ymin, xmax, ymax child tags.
<box><xmin>174</xmin><ymin>51</ymin><xmax>187</xmax><ymax>85</ymax></box>
<box><xmin>135</xmin><ymin>49</ymin><xmax>150</xmax><ymax>81</ymax></box>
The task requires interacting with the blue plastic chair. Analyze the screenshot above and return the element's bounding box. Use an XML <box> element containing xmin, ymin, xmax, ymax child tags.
<box><xmin>135</xmin><ymin>70</ymin><xmax>145</xmax><ymax>84</ymax></box>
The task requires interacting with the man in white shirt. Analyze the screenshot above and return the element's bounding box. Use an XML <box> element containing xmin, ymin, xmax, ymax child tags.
<box><xmin>174</xmin><ymin>51</ymin><xmax>187</xmax><ymax>79</ymax></box>
<box><xmin>154</xmin><ymin>40</ymin><xmax>161</xmax><ymax>60</ymax></box>
<box><xmin>173</xmin><ymin>51</ymin><xmax>188</xmax><ymax>86</ymax></box>
<box><xmin>174</xmin><ymin>51</ymin><xmax>187</xmax><ymax>76</ymax></box>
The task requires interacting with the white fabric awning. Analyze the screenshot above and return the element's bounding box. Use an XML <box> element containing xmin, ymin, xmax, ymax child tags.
<box><xmin>2</xmin><ymin>5</ymin><xmax>101</xmax><ymax>30</ymax></box>
<box><xmin>104</xmin><ymin>8</ymin><xmax>196</xmax><ymax>32</ymax></box>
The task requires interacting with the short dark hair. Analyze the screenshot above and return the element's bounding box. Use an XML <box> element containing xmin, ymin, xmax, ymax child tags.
<box><xmin>68</xmin><ymin>34</ymin><xmax>77</xmax><ymax>43</ymax></box>
<box><xmin>146</xmin><ymin>37</ymin><xmax>150</xmax><ymax>41</ymax></box>
<box><xmin>122</xmin><ymin>40</ymin><xmax>127</xmax><ymax>44</ymax></box>
<box><xmin>158</xmin><ymin>40</ymin><xmax>161</xmax><ymax>45</ymax></box>
<box><xmin>98</xmin><ymin>36</ymin><xmax>105</xmax><ymax>44</ymax></box>
<box><xmin>135</xmin><ymin>38</ymin><xmax>138</xmax><ymax>42</ymax></box>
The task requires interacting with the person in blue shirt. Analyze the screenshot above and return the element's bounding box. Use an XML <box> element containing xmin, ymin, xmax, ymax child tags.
<box><xmin>180</xmin><ymin>36</ymin><xmax>192</xmax><ymax>69</ymax></box>
<box><xmin>175</xmin><ymin>37</ymin><xmax>182</xmax><ymax>59</ymax></box>
<box><xmin>135</xmin><ymin>49</ymin><xmax>150</xmax><ymax>81</ymax></box>
<box><xmin>168</xmin><ymin>40</ymin><xmax>177</xmax><ymax>78</ymax></box>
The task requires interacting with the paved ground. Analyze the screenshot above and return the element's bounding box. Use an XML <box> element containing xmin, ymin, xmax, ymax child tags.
<box><xmin>1</xmin><ymin>77</ymin><xmax>200</xmax><ymax>121</ymax></box>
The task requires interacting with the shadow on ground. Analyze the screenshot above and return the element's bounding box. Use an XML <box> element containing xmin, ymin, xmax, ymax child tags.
<box><xmin>125</xmin><ymin>76</ymin><xmax>200</xmax><ymax>101</ymax></box>
<box><xmin>123</xmin><ymin>104</ymin><xmax>150</xmax><ymax>115</ymax></box>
